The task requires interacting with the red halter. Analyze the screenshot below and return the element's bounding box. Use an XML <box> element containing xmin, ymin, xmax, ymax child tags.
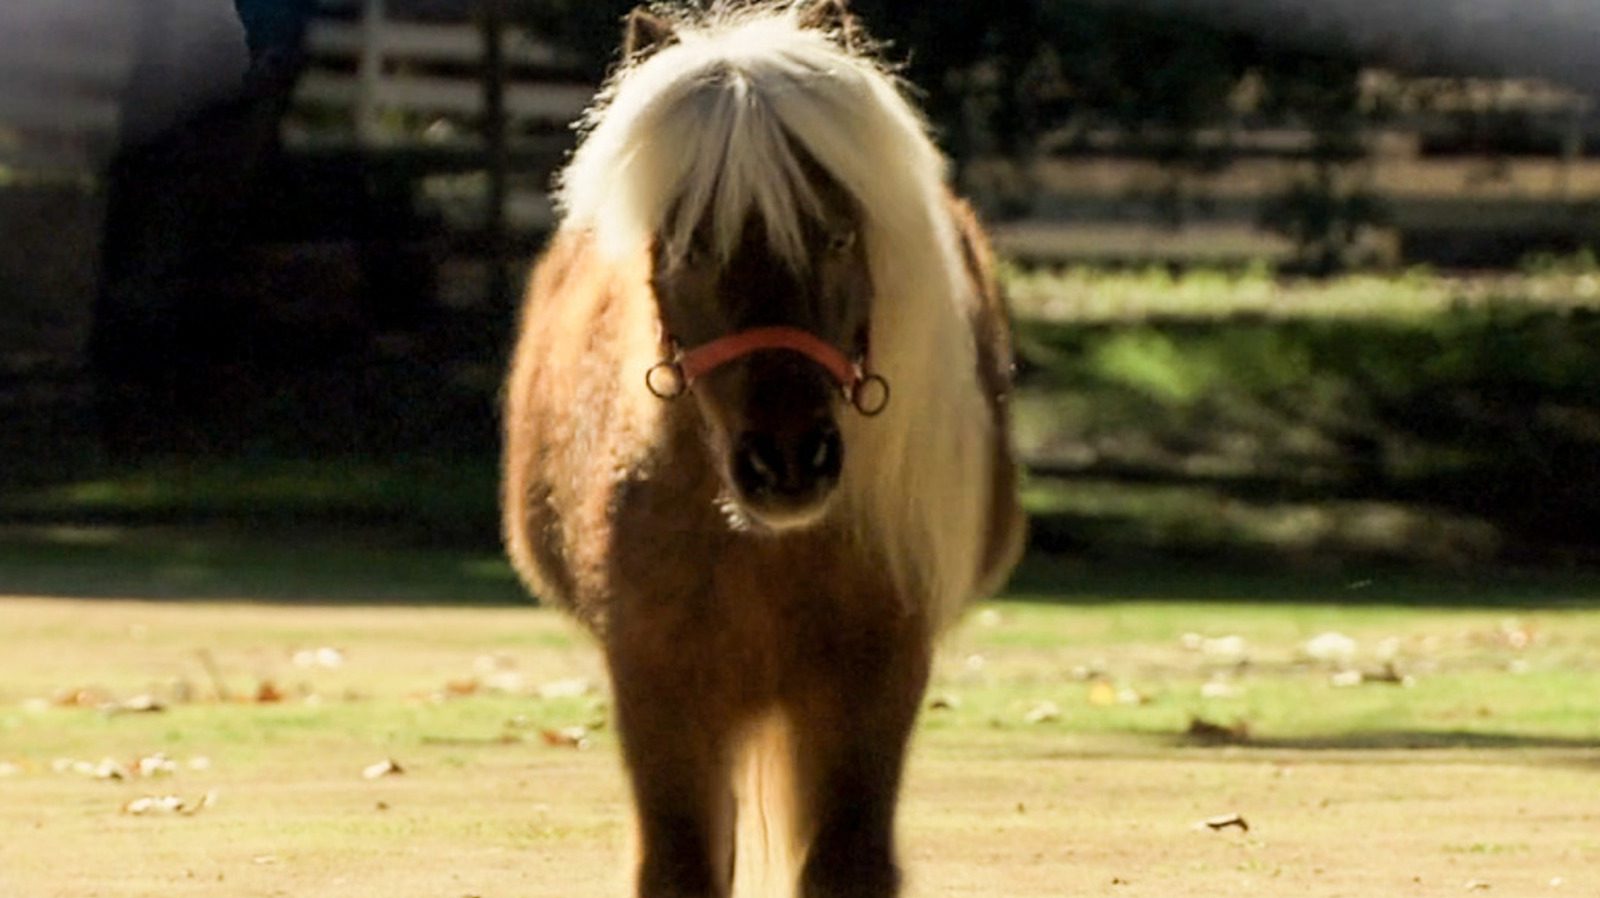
<box><xmin>681</xmin><ymin>326</ymin><xmax>854</xmax><ymax>387</ymax></box>
<box><xmin>646</xmin><ymin>325</ymin><xmax>889</xmax><ymax>416</ymax></box>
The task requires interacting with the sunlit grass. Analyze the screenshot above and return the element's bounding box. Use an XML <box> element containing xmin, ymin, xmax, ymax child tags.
<box><xmin>1004</xmin><ymin>261</ymin><xmax>1600</xmax><ymax>323</ymax></box>
<box><xmin>5</xmin><ymin>589</ymin><xmax>1598</xmax><ymax>766</ymax></box>
<box><xmin>1004</xmin><ymin>263</ymin><xmax>1600</xmax><ymax>570</ymax></box>
<box><xmin>922</xmin><ymin>597</ymin><xmax>1600</xmax><ymax>751</ymax></box>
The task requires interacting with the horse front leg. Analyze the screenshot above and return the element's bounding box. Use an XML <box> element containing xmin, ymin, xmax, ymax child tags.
<box><xmin>788</xmin><ymin>625</ymin><xmax>932</xmax><ymax>898</ymax></box>
<box><xmin>607</xmin><ymin>634</ymin><xmax>739</xmax><ymax>898</ymax></box>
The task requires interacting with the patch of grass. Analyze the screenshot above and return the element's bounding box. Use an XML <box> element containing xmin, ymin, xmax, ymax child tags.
<box><xmin>1006</xmin><ymin>263</ymin><xmax>1600</xmax><ymax>322</ymax></box>
<box><xmin>924</xmin><ymin>597</ymin><xmax>1600</xmax><ymax>753</ymax></box>
<box><xmin>7</xmin><ymin>565</ymin><xmax>1599</xmax><ymax>761</ymax></box>
<box><xmin>5</xmin><ymin>594</ymin><xmax>1598</xmax><ymax>765</ymax></box>
<box><xmin>1010</xmin><ymin>268</ymin><xmax>1600</xmax><ymax>566</ymax></box>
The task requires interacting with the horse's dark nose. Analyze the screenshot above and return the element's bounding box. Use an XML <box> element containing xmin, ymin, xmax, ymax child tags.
<box><xmin>733</xmin><ymin>422</ymin><xmax>843</xmax><ymax>500</ymax></box>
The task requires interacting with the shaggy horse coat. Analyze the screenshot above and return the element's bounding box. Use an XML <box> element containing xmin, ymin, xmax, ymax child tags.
<box><xmin>502</xmin><ymin>3</ymin><xmax>1024</xmax><ymax>895</ymax></box>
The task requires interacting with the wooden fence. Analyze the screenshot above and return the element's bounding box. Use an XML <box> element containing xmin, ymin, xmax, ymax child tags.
<box><xmin>4</xmin><ymin>0</ymin><xmax>1599</xmax><ymax>269</ymax></box>
<box><xmin>289</xmin><ymin>0</ymin><xmax>590</xmax><ymax>148</ymax></box>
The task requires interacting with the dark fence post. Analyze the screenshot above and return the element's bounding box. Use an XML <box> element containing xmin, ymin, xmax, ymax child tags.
<box><xmin>480</xmin><ymin>0</ymin><xmax>510</xmax><ymax>313</ymax></box>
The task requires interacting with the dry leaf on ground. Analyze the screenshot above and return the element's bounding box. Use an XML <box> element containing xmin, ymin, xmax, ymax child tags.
<box><xmin>1330</xmin><ymin>669</ymin><xmax>1365</xmax><ymax>687</ymax></box>
<box><xmin>103</xmin><ymin>694</ymin><xmax>165</xmax><ymax>715</ymax></box>
<box><xmin>135</xmin><ymin>753</ymin><xmax>178</xmax><ymax>778</ymax></box>
<box><xmin>1195</xmin><ymin>812</ymin><xmax>1250</xmax><ymax>833</ymax></box>
<box><xmin>290</xmin><ymin>646</ymin><xmax>345</xmax><ymax>669</ymax></box>
<box><xmin>123</xmin><ymin>790</ymin><xmax>216</xmax><ymax>816</ymax></box>
<box><xmin>1087</xmin><ymin>680</ymin><xmax>1118</xmax><ymax>707</ymax></box>
<box><xmin>1024</xmin><ymin>700</ymin><xmax>1062</xmax><ymax>724</ymax></box>
<box><xmin>1332</xmin><ymin>662</ymin><xmax>1415</xmax><ymax>688</ymax></box>
<box><xmin>53</xmin><ymin>752</ymin><xmax>194</xmax><ymax>780</ymax></box>
<box><xmin>1087</xmin><ymin>681</ymin><xmax>1148</xmax><ymax>706</ymax></box>
<box><xmin>1201</xmin><ymin>676</ymin><xmax>1240</xmax><ymax>699</ymax></box>
<box><xmin>444</xmin><ymin>678</ymin><xmax>480</xmax><ymax>697</ymax></box>
<box><xmin>540</xmin><ymin>726</ymin><xmax>592</xmax><ymax>749</ymax></box>
<box><xmin>1181</xmin><ymin>633</ymin><xmax>1249</xmax><ymax>662</ymax></box>
<box><xmin>52</xmin><ymin>687</ymin><xmax>108</xmax><ymax>708</ymax></box>
<box><xmin>1186</xmin><ymin>716</ymin><xmax>1250</xmax><ymax>744</ymax></box>
<box><xmin>1364</xmin><ymin>662</ymin><xmax>1415</xmax><ymax>686</ymax></box>
<box><xmin>362</xmin><ymin>758</ymin><xmax>404</xmax><ymax>780</ymax></box>
<box><xmin>484</xmin><ymin>672</ymin><xmax>528</xmax><ymax>693</ymax></box>
<box><xmin>1304</xmin><ymin>631</ymin><xmax>1358</xmax><ymax>663</ymax></box>
<box><xmin>536</xmin><ymin>677</ymin><xmax>594</xmax><ymax>699</ymax></box>
<box><xmin>55</xmin><ymin>757</ymin><xmax>130</xmax><ymax>780</ymax></box>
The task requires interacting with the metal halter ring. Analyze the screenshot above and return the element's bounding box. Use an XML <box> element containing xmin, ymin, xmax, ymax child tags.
<box><xmin>849</xmin><ymin>373</ymin><xmax>890</xmax><ymax>417</ymax></box>
<box><xmin>644</xmin><ymin>342</ymin><xmax>889</xmax><ymax>416</ymax></box>
<box><xmin>644</xmin><ymin>360</ymin><xmax>686</xmax><ymax>399</ymax></box>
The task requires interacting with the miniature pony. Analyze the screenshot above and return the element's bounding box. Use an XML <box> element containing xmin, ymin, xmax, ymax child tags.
<box><xmin>503</xmin><ymin>3</ymin><xmax>1023</xmax><ymax>895</ymax></box>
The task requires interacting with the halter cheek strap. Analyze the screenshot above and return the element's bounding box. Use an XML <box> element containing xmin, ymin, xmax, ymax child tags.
<box><xmin>646</xmin><ymin>325</ymin><xmax>890</xmax><ymax>416</ymax></box>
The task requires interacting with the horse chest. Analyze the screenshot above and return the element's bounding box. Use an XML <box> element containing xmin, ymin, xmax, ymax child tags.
<box><xmin>601</xmin><ymin>486</ymin><xmax>912</xmax><ymax>683</ymax></box>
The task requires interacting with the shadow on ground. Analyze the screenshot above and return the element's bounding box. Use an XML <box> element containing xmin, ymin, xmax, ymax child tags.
<box><xmin>0</xmin><ymin>523</ymin><xmax>527</xmax><ymax>606</ymax></box>
<box><xmin>1005</xmin><ymin>553</ymin><xmax>1600</xmax><ymax>608</ymax></box>
<box><xmin>1182</xmin><ymin>729</ymin><xmax>1600</xmax><ymax>753</ymax></box>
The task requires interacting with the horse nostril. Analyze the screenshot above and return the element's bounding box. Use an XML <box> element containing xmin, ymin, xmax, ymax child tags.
<box><xmin>732</xmin><ymin>424</ymin><xmax>842</xmax><ymax>500</ymax></box>
<box><xmin>802</xmin><ymin>424</ymin><xmax>843</xmax><ymax>481</ymax></box>
<box><xmin>734</xmin><ymin>432</ymin><xmax>787</xmax><ymax>496</ymax></box>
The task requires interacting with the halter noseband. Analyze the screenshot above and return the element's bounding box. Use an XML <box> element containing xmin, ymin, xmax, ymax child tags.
<box><xmin>646</xmin><ymin>325</ymin><xmax>890</xmax><ymax>416</ymax></box>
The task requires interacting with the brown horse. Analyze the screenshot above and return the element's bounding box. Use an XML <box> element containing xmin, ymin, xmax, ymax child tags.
<box><xmin>502</xmin><ymin>2</ymin><xmax>1024</xmax><ymax>895</ymax></box>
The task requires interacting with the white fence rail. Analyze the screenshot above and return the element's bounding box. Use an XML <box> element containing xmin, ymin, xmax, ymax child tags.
<box><xmin>295</xmin><ymin>72</ymin><xmax>591</xmax><ymax>127</ymax></box>
<box><xmin>288</xmin><ymin>0</ymin><xmax>592</xmax><ymax>147</ymax></box>
<box><xmin>306</xmin><ymin>19</ymin><xmax>568</xmax><ymax>67</ymax></box>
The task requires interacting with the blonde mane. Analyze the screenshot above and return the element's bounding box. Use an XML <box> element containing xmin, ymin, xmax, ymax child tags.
<box><xmin>555</xmin><ymin>2</ymin><xmax>995</xmax><ymax>627</ymax></box>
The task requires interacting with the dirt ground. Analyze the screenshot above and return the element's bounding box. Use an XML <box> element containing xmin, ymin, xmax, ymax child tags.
<box><xmin>2</xmin><ymin>596</ymin><xmax>1596</xmax><ymax>898</ymax></box>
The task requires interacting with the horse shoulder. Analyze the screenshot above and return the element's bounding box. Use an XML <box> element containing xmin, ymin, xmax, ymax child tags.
<box><xmin>948</xmin><ymin>195</ymin><xmax>1027</xmax><ymax>596</ymax></box>
<box><xmin>501</xmin><ymin>231</ymin><xmax>595</xmax><ymax>615</ymax></box>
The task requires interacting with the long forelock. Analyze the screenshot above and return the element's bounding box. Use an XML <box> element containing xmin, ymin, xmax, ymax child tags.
<box><xmin>555</xmin><ymin>7</ymin><xmax>946</xmax><ymax>271</ymax></box>
<box><xmin>660</xmin><ymin>69</ymin><xmax>827</xmax><ymax>268</ymax></box>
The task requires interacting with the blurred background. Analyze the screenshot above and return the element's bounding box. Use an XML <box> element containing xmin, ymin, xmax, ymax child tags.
<box><xmin>4</xmin><ymin>0</ymin><xmax>1600</xmax><ymax>603</ymax></box>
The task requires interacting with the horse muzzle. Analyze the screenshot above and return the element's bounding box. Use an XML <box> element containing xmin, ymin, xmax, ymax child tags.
<box><xmin>647</xmin><ymin>325</ymin><xmax>877</xmax><ymax>529</ymax></box>
<box><xmin>731</xmin><ymin>418</ymin><xmax>843</xmax><ymax>523</ymax></box>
